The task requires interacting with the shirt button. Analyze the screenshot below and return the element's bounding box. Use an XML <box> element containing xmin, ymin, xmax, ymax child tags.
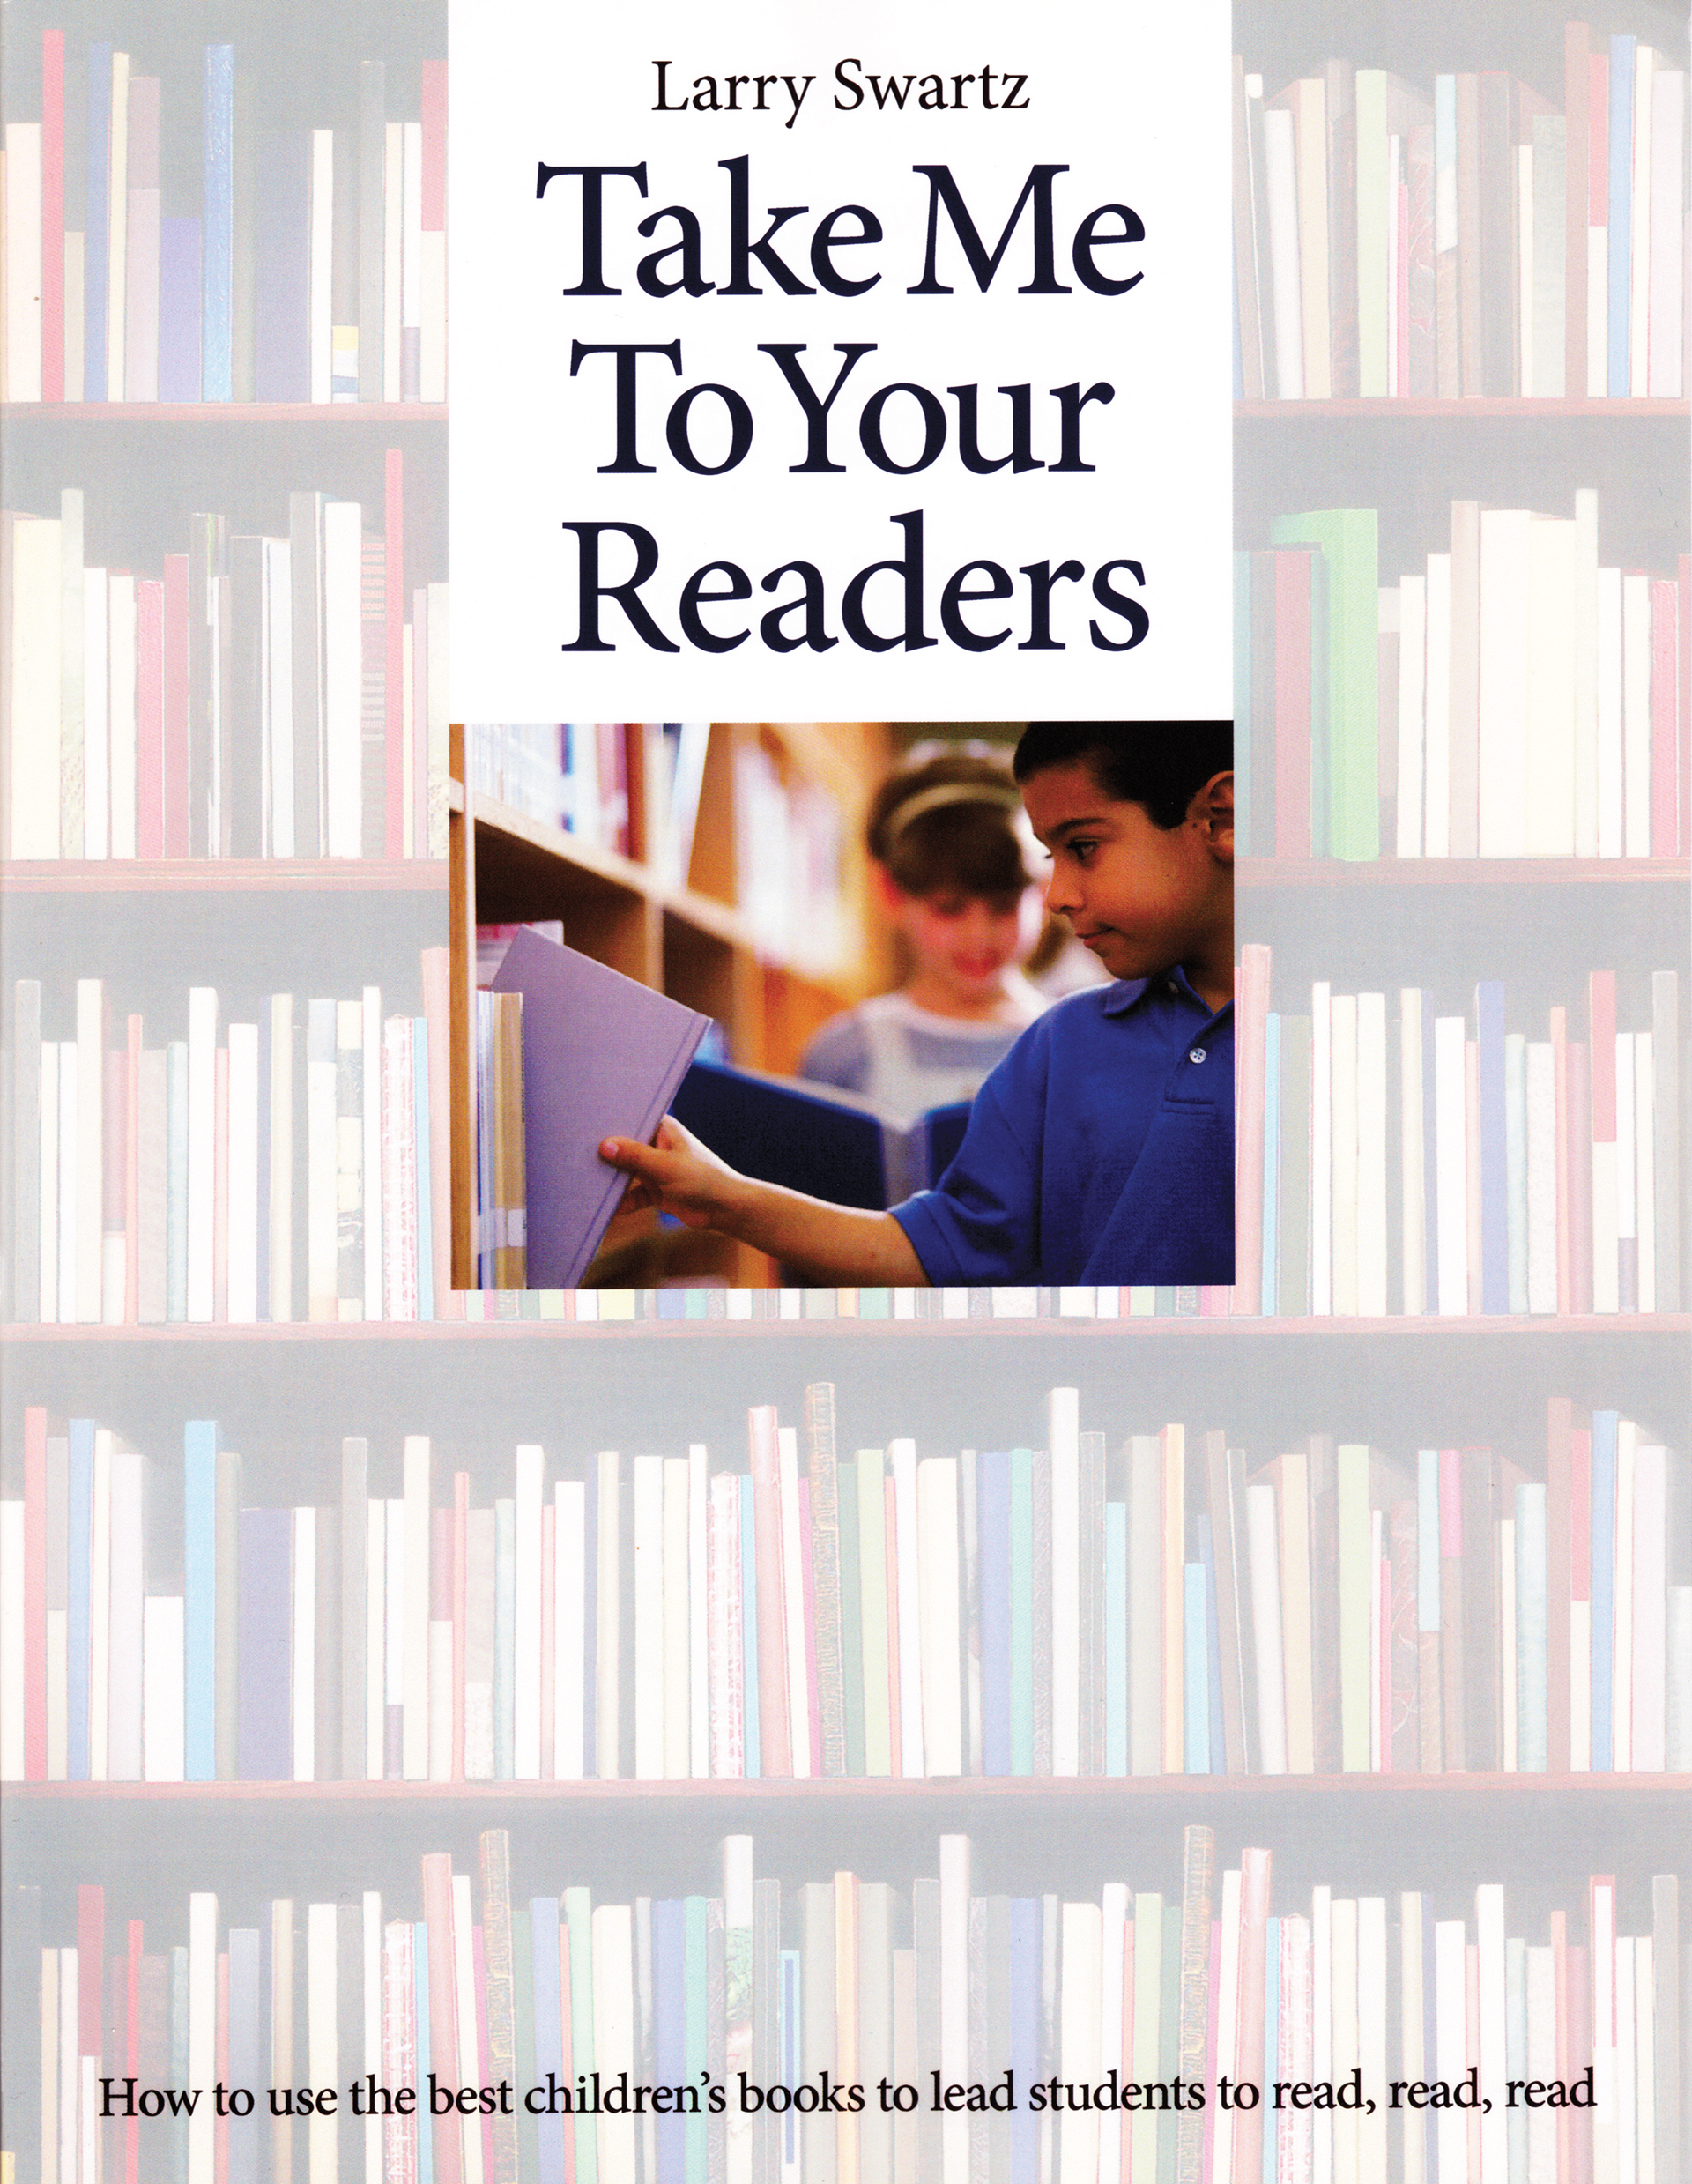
<box><xmin>1189</xmin><ymin>1047</ymin><xmax>1206</xmax><ymax>1064</ymax></box>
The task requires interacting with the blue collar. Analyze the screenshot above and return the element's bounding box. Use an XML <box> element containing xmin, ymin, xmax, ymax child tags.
<box><xmin>1101</xmin><ymin>964</ymin><xmax>1223</xmax><ymax>1017</ymax></box>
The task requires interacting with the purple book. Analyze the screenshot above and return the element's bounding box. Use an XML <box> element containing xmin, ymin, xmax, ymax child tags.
<box><xmin>255</xmin><ymin>133</ymin><xmax>309</xmax><ymax>402</ymax></box>
<box><xmin>490</xmin><ymin>926</ymin><xmax>710</xmax><ymax>1288</ymax></box>
<box><xmin>238</xmin><ymin>1508</ymin><xmax>292</xmax><ymax>1780</ymax></box>
<box><xmin>158</xmin><ymin>218</ymin><xmax>203</xmax><ymax>401</ymax></box>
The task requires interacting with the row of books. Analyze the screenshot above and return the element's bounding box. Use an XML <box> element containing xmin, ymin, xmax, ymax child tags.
<box><xmin>7</xmin><ymin>948</ymin><xmax>1683</xmax><ymax>1322</ymax></box>
<box><xmin>5</xmin><ymin>963</ymin><xmax>457</xmax><ymax>1328</ymax></box>
<box><xmin>1234</xmin><ymin>953</ymin><xmax>1685</xmax><ymax>1319</ymax></box>
<box><xmin>1232</xmin><ymin>497</ymin><xmax>1688</xmax><ymax>862</ymax></box>
<box><xmin>1233</xmin><ymin>30</ymin><xmax>1688</xmax><ymax>401</ymax></box>
<box><xmin>467</xmin><ymin>727</ymin><xmax>641</xmax><ymax>863</ymax></box>
<box><xmin>5</xmin><ymin>1831</ymin><xmax>1684</xmax><ymax>2184</ymax></box>
<box><xmin>3</xmin><ymin>1391</ymin><xmax>1684</xmax><ymax>1785</ymax></box>
<box><xmin>732</xmin><ymin>743</ymin><xmax>847</xmax><ymax>974</ymax></box>
<box><xmin>3</xmin><ymin>469</ymin><xmax>449</xmax><ymax>862</ymax></box>
<box><xmin>1</xmin><ymin>37</ymin><xmax>446</xmax><ymax>405</ymax></box>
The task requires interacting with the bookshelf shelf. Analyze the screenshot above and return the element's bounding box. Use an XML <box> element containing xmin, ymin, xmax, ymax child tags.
<box><xmin>5</xmin><ymin>1311</ymin><xmax>1685</xmax><ymax>1344</ymax></box>
<box><xmin>1238</xmin><ymin>858</ymin><xmax>1691</xmax><ymax>888</ymax></box>
<box><xmin>0</xmin><ymin>859</ymin><xmax>446</xmax><ymax>895</ymax></box>
<box><xmin>9</xmin><ymin>1772</ymin><xmax>1689</xmax><ymax>1805</ymax></box>
<box><xmin>1236</xmin><ymin>398</ymin><xmax>1690</xmax><ymax>420</ymax></box>
<box><xmin>3</xmin><ymin>404</ymin><xmax>447</xmax><ymax>424</ymax></box>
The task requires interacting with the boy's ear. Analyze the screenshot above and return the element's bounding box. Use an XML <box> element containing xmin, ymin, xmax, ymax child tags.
<box><xmin>1195</xmin><ymin>769</ymin><xmax>1234</xmax><ymax>859</ymax></box>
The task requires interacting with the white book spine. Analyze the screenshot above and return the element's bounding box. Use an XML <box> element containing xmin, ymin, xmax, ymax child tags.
<box><xmin>309</xmin><ymin>132</ymin><xmax>333</xmax><ymax>403</ymax></box>
<box><xmin>938</xmin><ymin>1836</ymin><xmax>970</xmax><ymax>2184</ymax></box>
<box><xmin>1422</xmin><ymin>553</ymin><xmax>1452</xmax><ymax>857</ymax></box>
<box><xmin>664</xmin><ymin>1454</ymin><xmax>691</xmax><ymax>1779</ymax></box>
<box><xmin>322</xmin><ymin>502</ymin><xmax>363</xmax><ymax>857</ymax></box>
<box><xmin>1396</xmin><ymin>573</ymin><xmax>1426</xmax><ymax>856</ymax></box>
<box><xmin>1311</xmin><ymin>983</ymin><xmax>1333</xmax><ymax>1314</ymax></box>
<box><xmin>1098</xmin><ymin>1883</ymin><xmax>1126</xmax><ymax>2184</ymax></box>
<box><xmin>916</xmin><ymin>1459</ymin><xmax>961</xmax><ymax>1777</ymax></box>
<box><xmin>1261</xmin><ymin>108</ymin><xmax>1305</xmax><ymax>397</ymax></box>
<box><xmin>1629</xmin><ymin>50</ymin><xmax>1654</xmax><ymax>401</ymax></box>
<box><xmin>403</xmin><ymin>1437</ymin><xmax>430</xmax><ymax>1778</ymax></box>
<box><xmin>307</xmin><ymin>1901</ymin><xmax>338</xmax><ymax>2184</ymax></box>
<box><xmin>1587</xmin><ymin>228</ymin><xmax>1607</xmax><ymax>397</ymax></box>
<box><xmin>88</xmin><ymin>1434</ymin><xmax>110</xmax><ymax>1779</ymax></box>
<box><xmin>1572</xmin><ymin>491</ymin><xmax>1600</xmax><ymax>856</ymax></box>
<box><xmin>386</xmin><ymin>1498</ymin><xmax>406</xmax><ymax>1770</ymax></box>
<box><xmin>1646</xmin><ymin>74</ymin><xmax>1685</xmax><ymax>396</ymax></box>
<box><xmin>366</xmin><ymin>1497</ymin><xmax>387</xmax><ymax>1779</ymax></box>
<box><xmin>1433</xmin><ymin>1015</ymin><xmax>1468</xmax><ymax>1314</ymax></box>
<box><xmin>1596</xmin><ymin>567</ymin><xmax>1624</xmax><ymax>855</ymax></box>
<box><xmin>0</xmin><ymin>1504</ymin><xmax>25</xmax><ymax>1779</ymax></box>
<box><xmin>1047</xmin><ymin>1387</ymin><xmax>1080</xmax><ymax>1776</ymax></box>
<box><xmin>188</xmin><ymin>1893</ymin><xmax>219</xmax><ymax>2184</ymax></box>
<box><xmin>1632</xmin><ymin>1446</ymin><xmax>1666</xmax><ymax>1771</ymax></box>
<box><xmin>1614</xmin><ymin>1424</ymin><xmax>1636</xmax><ymax>1771</ymax></box>
<box><xmin>453</xmin><ymin>1874</ymin><xmax>486</xmax><ymax>2184</ymax></box>
<box><xmin>1634</xmin><ymin>1036</ymin><xmax>1655</xmax><ymax>1311</ymax></box>
<box><xmin>777</xmin><ymin>1426</ymin><xmax>811</xmax><ymax>1778</ymax></box>
<box><xmin>1518</xmin><ymin>145</ymin><xmax>1535</xmax><ymax>395</ymax></box>
<box><xmin>3</xmin><ymin>125</ymin><xmax>44</xmax><ymax>399</ymax></box>
<box><xmin>1500</xmin><ymin>1519</ymin><xmax>1518</xmax><ymax>1771</ymax></box>
<box><xmin>889</xmin><ymin>1438</ymin><xmax>924</xmax><ymax>1778</ymax></box>
<box><xmin>142</xmin><ymin>1596</ymin><xmax>184</xmax><ymax>1779</ymax></box>
<box><xmin>186</xmin><ymin>987</ymin><xmax>217</xmax><ymax>1321</ymax></box>
<box><xmin>591</xmin><ymin>1904</ymin><xmax>634</xmax><ymax>2184</ymax></box>
<box><xmin>1526</xmin><ymin>1043</ymin><xmax>1558</xmax><ymax>1312</ymax></box>
<box><xmin>514</xmin><ymin>1445</ymin><xmax>543</xmax><ymax>1779</ymax></box>
<box><xmin>403</xmin><ymin>123</ymin><xmax>424</xmax><ymax>340</ymax></box>
<box><xmin>688</xmin><ymin>1445</ymin><xmax>709</xmax><ymax>1779</ymax></box>
<box><xmin>293</xmin><ymin>1507</ymin><xmax>316</xmax><ymax>1780</ymax></box>
<box><xmin>75</xmin><ymin>980</ymin><xmax>103</xmax><ymax>1324</ymax></box>
<box><xmin>56</xmin><ymin>1044</ymin><xmax>76</xmax><ymax>1325</ymax></box>
<box><xmin>1246</xmin><ymin>1482</ymin><xmax>1288</xmax><ymax>1772</ymax></box>
<box><xmin>361</xmin><ymin>987</ymin><xmax>382</xmax><ymax>1315</ymax></box>
<box><xmin>1212</xmin><ymin>1868</ymin><xmax>1243</xmax><ymax>2183</ymax></box>
<box><xmin>1525</xmin><ymin>516</ymin><xmax>1577</xmax><ymax>854</ymax></box>
<box><xmin>1570</xmin><ymin>1599</ymin><xmax>1592</xmax><ymax>1772</ymax></box>
<box><xmin>633</xmin><ymin>1454</ymin><xmax>664</xmax><ymax>1780</ymax></box>
<box><xmin>1477</xmin><ymin>509</ymin><xmax>1530</xmax><ymax>857</ymax></box>
<box><xmin>81</xmin><ymin>569</ymin><xmax>108</xmax><ymax>859</ymax></box>
<box><xmin>1356</xmin><ymin>992</ymin><xmax>1388</xmax><ymax>1316</ymax></box>
<box><xmin>108</xmin><ymin>575</ymin><xmax>137</xmax><ymax>858</ymax></box>
<box><xmin>556</xmin><ymin>1481</ymin><xmax>585</xmax><ymax>1779</ymax></box>
<box><xmin>1621</xmin><ymin>571</ymin><xmax>1651</xmax><ymax>856</ymax></box>
<box><xmin>1313</xmin><ymin>1887</ymin><xmax>1333</xmax><ymax>2184</ymax></box>
<box><xmin>10</xmin><ymin>519</ymin><xmax>63</xmax><ymax>856</ymax></box>
<box><xmin>1399</xmin><ymin>992</ymin><xmax>1426</xmax><ymax>1314</ymax></box>
<box><xmin>1058</xmin><ymin>1900</ymin><xmax>1102</xmax><ymax>2184</ymax></box>
<box><xmin>226</xmin><ymin>1022</ymin><xmax>259</xmax><ymax>1322</ymax></box>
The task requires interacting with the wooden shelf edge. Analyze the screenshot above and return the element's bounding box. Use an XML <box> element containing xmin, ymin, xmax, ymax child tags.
<box><xmin>1</xmin><ymin>858</ymin><xmax>447</xmax><ymax>894</ymax></box>
<box><xmin>1236</xmin><ymin>397</ymin><xmax>1690</xmax><ymax>420</ymax></box>
<box><xmin>4</xmin><ymin>402</ymin><xmax>447</xmax><ymax>423</ymax></box>
<box><xmin>4</xmin><ymin>1311</ymin><xmax>1685</xmax><ymax>1343</ymax></box>
<box><xmin>9</xmin><ymin>1772</ymin><xmax>1688</xmax><ymax>1803</ymax></box>
<box><xmin>1239</xmin><ymin>857</ymin><xmax>1691</xmax><ymax>888</ymax></box>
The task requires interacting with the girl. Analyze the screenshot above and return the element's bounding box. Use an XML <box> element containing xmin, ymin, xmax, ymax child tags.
<box><xmin>798</xmin><ymin>746</ymin><xmax>1050</xmax><ymax>1123</ymax></box>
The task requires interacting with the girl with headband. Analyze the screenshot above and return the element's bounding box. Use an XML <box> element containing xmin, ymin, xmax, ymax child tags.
<box><xmin>798</xmin><ymin>744</ymin><xmax>1050</xmax><ymax>1123</ymax></box>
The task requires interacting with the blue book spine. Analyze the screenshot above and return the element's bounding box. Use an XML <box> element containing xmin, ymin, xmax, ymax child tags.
<box><xmin>1262</xmin><ymin>1012</ymin><xmax>1280</xmax><ymax>1313</ymax></box>
<box><xmin>1103</xmin><ymin>1503</ymin><xmax>1127</xmax><ymax>1777</ymax></box>
<box><xmin>653</xmin><ymin>1902</ymin><xmax>686</xmax><ymax>2182</ymax></box>
<box><xmin>1008</xmin><ymin>1448</ymin><xmax>1034</xmax><ymax>1776</ymax></box>
<box><xmin>202</xmin><ymin>47</ymin><xmax>235</xmax><ymax>401</ymax></box>
<box><xmin>68</xmin><ymin>1420</ymin><xmax>93</xmax><ymax>1779</ymax></box>
<box><xmin>1262</xmin><ymin>1917</ymin><xmax>1280</xmax><ymax>2181</ymax></box>
<box><xmin>414</xmin><ymin>1020</ymin><xmax>434</xmax><ymax>1318</ymax></box>
<box><xmin>414</xmin><ymin>1922</ymin><xmax>434</xmax><ymax>2184</ymax></box>
<box><xmin>530</xmin><ymin>1898</ymin><xmax>565</xmax><ymax>2184</ymax></box>
<box><xmin>85</xmin><ymin>47</ymin><xmax>111</xmax><ymax>403</ymax></box>
<box><xmin>495</xmin><ymin>1498</ymin><xmax>516</xmax><ymax>1779</ymax></box>
<box><xmin>184</xmin><ymin>1420</ymin><xmax>219</xmax><ymax>1779</ymax></box>
<box><xmin>1008</xmin><ymin>1899</ymin><xmax>1039</xmax><ymax>2184</ymax></box>
<box><xmin>167</xmin><ymin>1043</ymin><xmax>189</xmax><ymax>1319</ymax></box>
<box><xmin>158</xmin><ymin>219</ymin><xmax>204</xmax><ymax>401</ymax></box>
<box><xmin>1184</xmin><ymin>1561</ymin><xmax>1209</xmax><ymax>1772</ymax></box>
<box><xmin>1475</xmin><ymin>982</ymin><xmax>1508</xmax><ymax>1312</ymax></box>
<box><xmin>1591</xmin><ymin>1411</ymin><xmax>1617</xmax><ymax>1769</ymax></box>
<box><xmin>740</xmin><ymin>1475</ymin><xmax>760</xmax><ymax>1778</ymax></box>
<box><xmin>1607</xmin><ymin>40</ymin><xmax>1635</xmax><ymax>396</ymax></box>
<box><xmin>683</xmin><ymin>1897</ymin><xmax>708</xmax><ymax>2184</ymax></box>
<box><xmin>979</xmin><ymin>1451</ymin><xmax>1011</xmax><ymax>1776</ymax></box>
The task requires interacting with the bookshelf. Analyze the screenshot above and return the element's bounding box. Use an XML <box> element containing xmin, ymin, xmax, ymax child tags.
<box><xmin>446</xmin><ymin>720</ymin><xmax>896</xmax><ymax>1289</ymax></box>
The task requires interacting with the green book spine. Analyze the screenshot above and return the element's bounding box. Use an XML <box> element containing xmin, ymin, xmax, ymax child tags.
<box><xmin>856</xmin><ymin>1451</ymin><xmax>891</xmax><ymax>1777</ymax></box>
<box><xmin>1009</xmin><ymin>1451</ymin><xmax>1034</xmax><ymax>1775</ymax></box>
<box><xmin>836</xmin><ymin>1460</ymin><xmax>865</xmax><ymax>1777</ymax></box>
<box><xmin>1270</xmin><ymin>507</ymin><xmax>1381</xmax><ymax>859</ymax></box>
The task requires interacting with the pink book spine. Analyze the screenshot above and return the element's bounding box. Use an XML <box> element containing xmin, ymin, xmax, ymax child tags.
<box><xmin>1650</xmin><ymin>576</ymin><xmax>1678</xmax><ymax>856</ymax></box>
<box><xmin>384</xmin><ymin>449</ymin><xmax>404</xmax><ymax>859</ymax></box>
<box><xmin>41</xmin><ymin>32</ymin><xmax>63</xmax><ymax>402</ymax></box>
<box><xmin>421</xmin><ymin>63</ymin><xmax>447</xmax><ymax>232</ymax></box>
<box><xmin>412</xmin><ymin>586</ymin><xmax>430</xmax><ymax>858</ymax></box>
<box><xmin>136</xmin><ymin>580</ymin><xmax>164</xmax><ymax>858</ymax></box>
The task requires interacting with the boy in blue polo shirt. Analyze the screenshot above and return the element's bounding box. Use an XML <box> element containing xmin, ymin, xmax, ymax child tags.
<box><xmin>600</xmin><ymin>722</ymin><xmax>1235</xmax><ymax>1284</ymax></box>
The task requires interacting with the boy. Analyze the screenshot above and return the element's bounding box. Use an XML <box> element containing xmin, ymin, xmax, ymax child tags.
<box><xmin>600</xmin><ymin>722</ymin><xmax>1235</xmax><ymax>1284</ymax></box>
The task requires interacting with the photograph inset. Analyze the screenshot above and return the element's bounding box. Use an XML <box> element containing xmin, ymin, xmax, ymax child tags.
<box><xmin>452</xmin><ymin>722</ymin><xmax>1236</xmax><ymax>1292</ymax></box>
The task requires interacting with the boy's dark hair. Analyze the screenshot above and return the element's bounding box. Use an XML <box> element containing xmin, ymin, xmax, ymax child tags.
<box><xmin>1013</xmin><ymin>722</ymin><xmax>1234</xmax><ymax>830</ymax></box>
<box><xmin>866</xmin><ymin>748</ymin><xmax>1034</xmax><ymax>901</ymax></box>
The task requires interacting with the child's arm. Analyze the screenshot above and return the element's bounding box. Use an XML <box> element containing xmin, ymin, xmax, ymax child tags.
<box><xmin>599</xmin><ymin>1118</ymin><xmax>928</xmax><ymax>1286</ymax></box>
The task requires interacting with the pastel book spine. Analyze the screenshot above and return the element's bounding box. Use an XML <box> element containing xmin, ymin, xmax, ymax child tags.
<box><xmin>238</xmin><ymin>1509</ymin><xmax>292</xmax><ymax>1781</ymax></box>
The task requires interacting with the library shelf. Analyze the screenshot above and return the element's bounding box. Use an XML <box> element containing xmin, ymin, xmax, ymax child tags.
<box><xmin>1236</xmin><ymin>398</ymin><xmax>1691</xmax><ymax>421</ymax></box>
<box><xmin>4</xmin><ymin>1313</ymin><xmax>1686</xmax><ymax>1344</ymax></box>
<box><xmin>0</xmin><ymin>860</ymin><xmax>446</xmax><ymax>895</ymax></box>
<box><xmin>7</xmin><ymin>1772</ymin><xmax>1689</xmax><ymax>1806</ymax></box>
<box><xmin>2</xmin><ymin>404</ymin><xmax>447</xmax><ymax>426</ymax></box>
<box><xmin>1237</xmin><ymin>858</ymin><xmax>1691</xmax><ymax>888</ymax></box>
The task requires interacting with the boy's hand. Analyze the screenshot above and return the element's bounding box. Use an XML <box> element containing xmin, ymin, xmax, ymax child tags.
<box><xmin>600</xmin><ymin>1116</ymin><xmax>742</xmax><ymax>1231</ymax></box>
